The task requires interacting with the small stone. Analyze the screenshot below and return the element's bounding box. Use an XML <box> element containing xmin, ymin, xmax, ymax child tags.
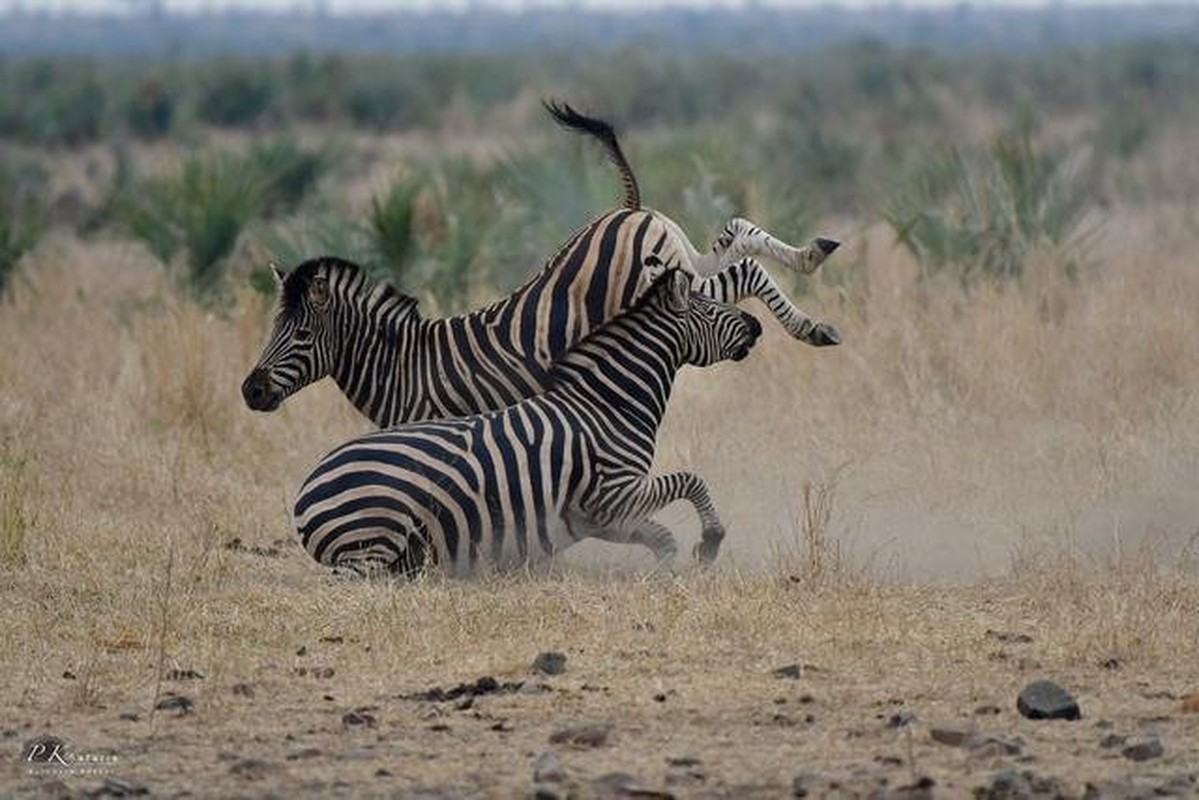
<box><xmin>533</xmin><ymin>750</ymin><xmax>566</xmax><ymax>783</ymax></box>
<box><xmin>154</xmin><ymin>694</ymin><xmax>193</xmax><ymax>715</ymax></box>
<box><xmin>90</xmin><ymin>778</ymin><xmax>149</xmax><ymax>797</ymax></box>
<box><xmin>975</xmin><ymin>770</ymin><xmax>1032</xmax><ymax>799</ymax></box>
<box><xmin>118</xmin><ymin>712</ymin><xmax>139</xmax><ymax>722</ymax></box>
<box><xmin>888</xmin><ymin>711</ymin><xmax>917</xmax><ymax>728</ymax></box>
<box><xmin>231</xmin><ymin>682</ymin><xmax>255</xmax><ymax>698</ymax></box>
<box><xmin>1099</xmin><ymin>657</ymin><xmax>1122</xmax><ymax>670</ymax></box>
<box><xmin>286</xmin><ymin>747</ymin><xmax>322</xmax><ymax>761</ymax></box>
<box><xmin>792</xmin><ymin>771</ymin><xmax>820</xmax><ymax>797</ymax></box>
<box><xmin>532</xmin><ymin>651</ymin><xmax>567</xmax><ymax>676</ymax></box>
<box><xmin>229</xmin><ymin>758</ymin><xmax>275</xmax><ymax>780</ymax></box>
<box><xmin>62</xmin><ymin>671</ymin><xmax>77</xmax><ymax>680</ymax></box>
<box><xmin>930</xmin><ymin>727</ymin><xmax>972</xmax><ymax>747</ymax></box>
<box><xmin>295</xmin><ymin>646</ymin><xmax>307</xmax><ymax>657</ymax></box>
<box><xmin>342</xmin><ymin>711</ymin><xmax>377</xmax><ymax>729</ymax></box>
<box><xmin>986</xmin><ymin>629</ymin><xmax>1033</xmax><ymax>644</ymax></box>
<box><xmin>1098</xmin><ymin>733</ymin><xmax>1126</xmax><ymax>749</ymax></box>
<box><xmin>549</xmin><ymin>722</ymin><xmax>611</xmax><ymax>748</ymax></box>
<box><xmin>319</xmin><ymin>635</ymin><xmax>344</xmax><ymax>644</ymax></box>
<box><xmin>374</xmin><ymin>768</ymin><xmax>391</xmax><ymax>778</ymax></box>
<box><xmin>164</xmin><ymin>668</ymin><xmax>204</xmax><ymax>681</ymax></box>
<box><xmin>1017</xmin><ymin>680</ymin><xmax>1080</xmax><ymax>721</ymax></box>
<box><xmin>1179</xmin><ymin>692</ymin><xmax>1199</xmax><ymax>714</ymax></box>
<box><xmin>974</xmin><ymin>704</ymin><xmax>1002</xmax><ymax>716</ymax></box>
<box><xmin>773</xmin><ymin>664</ymin><xmax>803</xmax><ymax>679</ymax></box>
<box><xmin>653</xmin><ymin>693</ymin><xmax>667</xmax><ymax>703</ymax></box>
<box><xmin>1122</xmin><ymin>738</ymin><xmax>1164</xmax><ymax>762</ymax></box>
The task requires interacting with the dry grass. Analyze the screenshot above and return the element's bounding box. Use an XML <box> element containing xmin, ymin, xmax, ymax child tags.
<box><xmin>1</xmin><ymin>194</ymin><xmax>1198</xmax><ymax>795</ymax></box>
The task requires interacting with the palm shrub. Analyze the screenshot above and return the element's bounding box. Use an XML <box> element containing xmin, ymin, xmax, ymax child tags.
<box><xmin>0</xmin><ymin>161</ymin><xmax>45</xmax><ymax>299</ymax></box>
<box><xmin>121</xmin><ymin>152</ymin><xmax>265</xmax><ymax>301</ymax></box>
<box><xmin>885</xmin><ymin>130</ymin><xmax>1096</xmax><ymax>282</ymax></box>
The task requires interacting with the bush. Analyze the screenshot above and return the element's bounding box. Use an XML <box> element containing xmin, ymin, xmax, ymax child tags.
<box><xmin>885</xmin><ymin>130</ymin><xmax>1097</xmax><ymax>282</ymax></box>
<box><xmin>0</xmin><ymin>160</ymin><xmax>45</xmax><ymax>299</ymax></box>
<box><xmin>196</xmin><ymin>62</ymin><xmax>274</xmax><ymax>127</ymax></box>
<box><xmin>249</xmin><ymin>137</ymin><xmax>332</xmax><ymax>217</ymax></box>
<box><xmin>120</xmin><ymin>153</ymin><xmax>265</xmax><ymax>301</ymax></box>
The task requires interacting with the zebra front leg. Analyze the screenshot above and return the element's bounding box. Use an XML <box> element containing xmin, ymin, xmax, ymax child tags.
<box><xmin>605</xmin><ymin>472</ymin><xmax>727</xmax><ymax>566</ymax></box>
<box><xmin>700</xmin><ymin>217</ymin><xmax>840</xmax><ymax>277</ymax></box>
<box><xmin>695</xmin><ymin>257</ymin><xmax>840</xmax><ymax>347</ymax></box>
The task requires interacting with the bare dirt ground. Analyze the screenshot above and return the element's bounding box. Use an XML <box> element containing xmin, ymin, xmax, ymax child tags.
<box><xmin>2</xmin><ymin>207</ymin><xmax>1198</xmax><ymax>798</ymax></box>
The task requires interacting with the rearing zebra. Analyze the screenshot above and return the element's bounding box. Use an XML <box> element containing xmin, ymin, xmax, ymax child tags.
<box><xmin>243</xmin><ymin>101</ymin><xmax>839</xmax><ymax>426</ymax></box>
<box><xmin>294</xmin><ymin>269</ymin><xmax>761</xmax><ymax>576</ymax></box>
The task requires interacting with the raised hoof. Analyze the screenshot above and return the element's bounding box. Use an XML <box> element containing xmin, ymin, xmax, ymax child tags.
<box><xmin>693</xmin><ymin>527</ymin><xmax>725</xmax><ymax>566</ymax></box>
<box><xmin>808</xmin><ymin>322</ymin><xmax>841</xmax><ymax>347</ymax></box>
<box><xmin>815</xmin><ymin>237</ymin><xmax>841</xmax><ymax>257</ymax></box>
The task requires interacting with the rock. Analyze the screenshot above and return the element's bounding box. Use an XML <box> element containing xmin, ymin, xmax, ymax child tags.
<box><xmin>1179</xmin><ymin>692</ymin><xmax>1199</xmax><ymax>714</ymax></box>
<box><xmin>401</xmin><ymin>675</ymin><xmax>524</xmax><ymax>702</ymax></box>
<box><xmin>887</xmin><ymin>711</ymin><xmax>917</xmax><ymax>728</ymax></box>
<box><xmin>1016</xmin><ymin>680</ymin><xmax>1080</xmax><ymax>721</ymax></box>
<box><xmin>1099</xmin><ymin>657</ymin><xmax>1121</xmax><ymax>670</ymax></box>
<box><xmin>118</xmin><ymin>712</ymin><xmax>139</xmax><ymax>722</ymax></box>
<box><xmin>293</xmin><ymin>665</ymin><xmax>335</xmax><ymax>679</ymax></box>
<box><xmin>229</xmin><ymin>758</ymin><xmax>275</xmax><ymax>780</ymax></box>
<box><xmin>533</xmin><ymin>750</ymin><xmax>566</xmax><ymax>783</ymax></box>
<box><xmin>930</xmin><ymin>727</ymin><xmax>972</xmax><ymax>747</ymax></box>
<box><xmin>792</xmin><ymin>771</ymin><xmax>820</xmax><ymax>797</ymax></box>
<box><xmin>773</xmin><ymin>664</ymin><xmax>803</xmax><ymax>679</ymax></box>
<box><xmin>895</xmin><ymin>775</ymin><xmax>936</xmax><ymax>798</ymax></box>
<box><xmin>342</xmin><ymin>711</ymin><xmax>377</xmax><ymax>729</ymax></box>
<box><xmin>549</xmin><ymin>723</ymin><xmax>611</xmax><ymax>748</ymax></box>
<box><xmin>154</xmin><ymin>693</ymin><xmax>193</xmax><ymax>715</ymax></box>
<box><xmin>974</xmin><ymin>704</ymin><xmax>1002</xmax><ymax>716</ymax></box>
<box><xmin>164</xmin><ymin>668</ymin><xmax>204</xmax><ymax>681</ymax></box>
<box><xmin>85</xmin><ymin>778</ymin><xmax>149</xmax><ymax>797</ymax></box>
<box><xmin>974</xmin><ymin>770</ymin><xmax>1033</xmax><ymax>799</ymax></box>
<box><xmin>286</xmin><ymin>747</ymin><xmax>323</xmax><ymax>761</ymax></box>
<box><xmin>1122</xmin><ymin>738</ymin><xmax>1163</xmax><ymax>762</ymax></box>
<box><xmin>986</xmin><ymin>629</ymin><xmax>1034</xmax><ymax>644</ymax></box>
<box><xmin>589</xmin><ymin>772</ymin><xmax>672</xmax><ymax>798</ymax></box>
<box><xmin>1098</xmin><ymin>733</ymin><xmax>1126</xmax><ymax>749</ymax></box>
<box><xmin>231</xmin><ymin>682</ymin><xmax>255</xmax><ymax>698</ymax></box>
<box><xmin>319</xmin><ymin>635</ymin><xmax>344</xmax><ymax>644</ymax></box>
<box><xmin>532</xmin><ymin>652</ymin><xmax>567</xmax><ymax>676</ymax></box>
<box><xmin>62</xmin><ymin>671</ymin><xmax>77</xmax><ymax>680</ymax></box>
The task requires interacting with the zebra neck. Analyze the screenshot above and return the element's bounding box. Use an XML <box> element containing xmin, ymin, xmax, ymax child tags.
<box><xmin>550</xmin><ymin>316</ymin><xmax>682</xmax><ymax>433</ymax></box>
<box><xmin>331</xmin><ymin>291</ymin><xmax>423</xmax><ymax>427</ymax></box>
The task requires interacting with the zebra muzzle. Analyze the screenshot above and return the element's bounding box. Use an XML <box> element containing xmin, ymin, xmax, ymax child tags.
<box><xmin>242</xmin><ymin>369</ymin><xmax>282</xmax><ymax>412</ymax></box>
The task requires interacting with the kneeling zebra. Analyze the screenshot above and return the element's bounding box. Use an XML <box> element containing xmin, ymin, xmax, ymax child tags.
<box><xmin>294</xmin><ymin>269</ymin><xmax>760</xmax><ymax>577</ymax></box>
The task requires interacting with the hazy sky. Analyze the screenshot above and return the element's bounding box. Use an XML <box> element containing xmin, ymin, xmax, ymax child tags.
<box><xmin>10</xmin><ymin>0</ymin><xmax>1175</xmax><ymax>12</ymax></box>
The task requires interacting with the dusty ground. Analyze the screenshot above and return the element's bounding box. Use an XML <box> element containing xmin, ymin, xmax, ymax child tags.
<box><xmin>2</xmin><ymin>557</ymin><xmax>1198</xmax><ymax>798</ymax></box>
<box><xmin>2</xmin><ymin>202</ymin><xmax>1199</xmax><ymax>797</ymax></box>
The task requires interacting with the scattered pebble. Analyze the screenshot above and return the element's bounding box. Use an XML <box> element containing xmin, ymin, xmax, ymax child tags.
<box><xmin>231</xmin><ymin>682</ymin><xmax>255</xmax><ymax>698</ymax></box>
<box><xmin>85</xmin><ymin>777</ymin><xmax>149</xmax><ymax>797</ymax></box>
<box><xmin>1017</xmin><ymin>680</ymin><xmax>1080</xmax><ymax>721</ymax></box>
<box><xmin>532</xmin><ymin>651</ymin><xmax>567</xmax><ymax>676</ymax></box>
<box><xmin>401</xmin><ymin>675</ymin><xmax>524</xmax><ymax>702</ymax></box>
<box><xmin>1179</xmin><ymin>692</ymin><xmax>1199</xmax><ymax>714</ymax></box>
<box><xmin>773</xmin><ymin>663</ymin><xmax>803</xmax><ymax>679</ymax></box>
<box><xmin>164</xmin><ymin>668</ymin><xmax>204</xmax><ymax>681</ymax></box>
<box><xmin>533</xmin><ymin>750</ymin><xmax>566</xmax><ymax>783</ymax></box>
<box><xmin>549</xmin><ymin>722</ymin><xmax>611</xmax><ymax>748</ymax></box>
<box><xmin>887</xmin><ymin>711</ymin><xmax>917</xmax><ymax>728</ymax></box>
<box><xmin>117</xmin><ymin>712</ymin><xmax>139</xmax><ymax>722</ymax></box>
<box><xmin>153</xmin><ymin>694</ymin><xmax>193</xmax><ymax>716</ymax></box>
<box><xmin>229</xmin><ymin>758</ymin><xmax>276</xmax><ymax>780</ymax></box>
<box><xmin>342</xmin><ymin>711</ymin><xmax>377</xmax><ymax>729</ymax></box>
<box><xmin>293</xmin><ymin>665</ymin><xmax>335</xmax><ymax>679</ymax></box>
<box><xmin>1099</xmin><ymin>733</ymin><xmax>1126</xmax><ymax>749</ymax></box>
<box><xmin>1122</xmin><ymin>738</ymin><xmax>1164</xmax><ymax>762</ymax></box>
<box><xmin>62</xmin><ymin>670</ymin><xmax>77</xmax><ymax>681</ymax></box>
<box><xmin>985</xmin><ymin>629</ymin><xmax>1033</xmax><ymax>644</ymax></box>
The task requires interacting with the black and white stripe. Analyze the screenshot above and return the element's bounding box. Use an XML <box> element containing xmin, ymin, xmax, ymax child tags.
<box><xmin>243</xmin><ymin>102</ymin><xmax>840</xmax><ymax>426</ymax></box>
<box><xmin>293</xmin><ymin>269</ymin><xmax>761</xmax><ymax>576</ymax></box>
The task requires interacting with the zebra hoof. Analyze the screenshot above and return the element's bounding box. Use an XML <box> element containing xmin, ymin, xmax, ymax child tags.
<box><xmin>694</xmin><ymin>527</ymin><xmax>725</xmax><ymax>566</ymax></box>
<box><xmin>808</xmin><ymin>323</ymin><xmax>841</xmax><ymax>347</ymax></box>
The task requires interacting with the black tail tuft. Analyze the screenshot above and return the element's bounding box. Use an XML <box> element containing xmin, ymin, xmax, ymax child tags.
<box><xmin>543</xmin><ymin>99</ymin><xmax>641</xmax><ymax>211</ymax></box>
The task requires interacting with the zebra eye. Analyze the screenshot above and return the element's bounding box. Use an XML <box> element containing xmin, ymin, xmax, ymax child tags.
<box><xmin>294</xmin><ymin>328</ymin><xmax>313</xmax><ymax>343</ymax></box>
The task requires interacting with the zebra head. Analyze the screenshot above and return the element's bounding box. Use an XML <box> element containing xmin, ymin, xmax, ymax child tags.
<box><xmin>657</xmin><ymin>269</ymin><xmax>762</xmax><ymax>366</ymax></box>
<box><xmin>242</xmin><ymin>257</ymin><xmax>357</xmax><ymax>412</ymax></box>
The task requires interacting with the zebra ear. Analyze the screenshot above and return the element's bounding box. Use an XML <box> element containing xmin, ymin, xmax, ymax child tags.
<box><xmin>269</xmin><ymin>261</ymin><xmax>288</xmax><ymax>288</ymax></box>
<box><xmin>664</xmin><ymin>269</ymin><xmax>691</xmax><ymax>314</ymax></box>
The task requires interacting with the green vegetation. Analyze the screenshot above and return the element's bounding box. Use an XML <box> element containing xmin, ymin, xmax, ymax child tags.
<box><xmin>6</xmin><ymin>39</ymin><xmax>1198</xmax><ymax>301</ymax></box>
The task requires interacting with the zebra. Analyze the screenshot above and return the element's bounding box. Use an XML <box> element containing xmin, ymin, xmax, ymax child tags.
<box><xmin>293</xmin><ymin>268</ymin><xmax>761</xmax><ymax>576</ymax></box>
<box><xmin>243</xmin><ymin>101</ymin><xmax>840</xmax><ymax>426</ymax></box>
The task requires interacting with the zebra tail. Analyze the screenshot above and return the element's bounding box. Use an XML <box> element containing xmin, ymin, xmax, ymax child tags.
<box><xmin>542</xmin><ymin>99</ymin><xmax>642</xmax><ymax>211</ymax></box>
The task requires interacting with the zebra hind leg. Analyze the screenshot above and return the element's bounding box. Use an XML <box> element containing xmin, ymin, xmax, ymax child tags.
<box><xmin>567</xmin><ymin>515</ymin><xmax>679</xmax><ymax>569</ymax></box>
<box><xmin>701</xmin><ymin>217</ymin><xmax>839</xmax><ymax>277</ymax></box>
<box><xmin>610</xmin><ymin>472</ymin><xmax>727</xmax><ymax>567</ymax></box>
<box><xmin>695</xmin><ymin>257</ymin><xmax>840</xmax><ymax>347</ymax></box>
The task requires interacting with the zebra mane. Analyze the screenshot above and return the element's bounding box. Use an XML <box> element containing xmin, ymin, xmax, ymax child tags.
<box><xmin>281</xmin><ymin>256</ymin><xmax>419</xmax><ymax>317</ymax></box>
